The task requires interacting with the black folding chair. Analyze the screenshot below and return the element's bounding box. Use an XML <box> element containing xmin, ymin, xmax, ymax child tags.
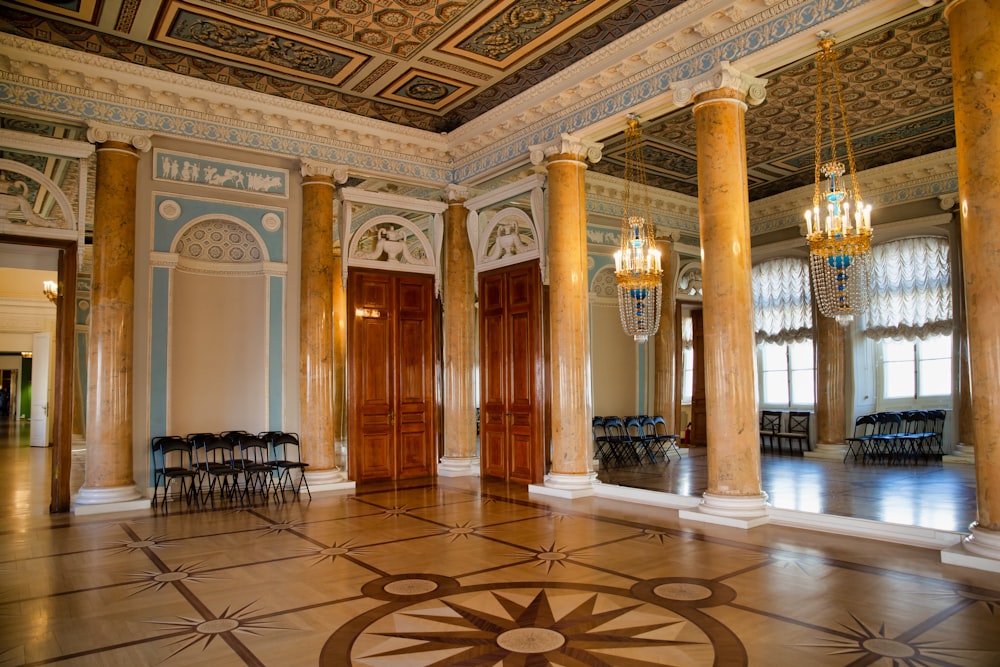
<box><xmin>261</xmin><ymin>431</ymin><xmax>311</xmax><ymax>500</ymax></box>
<box><xmin>190</xmin><ymin>433</ymin><xmax>242</xmax><ymax>508</ymax></box>
<box><xmin>151</xmin><ymin>436</ymin><xmax>200</xmax><ymax>510</ymax></box>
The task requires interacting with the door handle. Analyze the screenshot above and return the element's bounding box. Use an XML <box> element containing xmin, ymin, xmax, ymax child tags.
<box><xmin>389</xmin><ymin>411</ymin><xmax>395</xmax><ymax>426</ymax></box>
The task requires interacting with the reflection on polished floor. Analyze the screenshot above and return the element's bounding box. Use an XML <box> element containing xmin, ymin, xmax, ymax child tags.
<box><xmin>3</xmin><ymin>420</ymin><xmax>1000</xmax><ymax>665</ymax></box>
<box><xmin>598</xmin><ymin>447</ymin><xmax>979</xmax><ymax>533</ymax></box>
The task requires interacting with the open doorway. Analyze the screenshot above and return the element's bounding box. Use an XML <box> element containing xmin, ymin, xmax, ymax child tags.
<box><xmin>0</xmin><ymin>239</ymin><xmax>77</xmax><ymax>511</ymax></box>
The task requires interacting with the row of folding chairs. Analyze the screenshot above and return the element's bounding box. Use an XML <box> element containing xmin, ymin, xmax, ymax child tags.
<box><xmin>592</xmin><ymin>415</ymin><xmax>681</xmax><ymax>468</ymax></box>
<box><xmin>151</xmin><ymin>430</ymin><xmax>310</xmax><ymax>510</ymax></box>
<box><xmin>843</xmin><ymin>410</ymin><xmax>946</xmax><ymax>464</ymax></box>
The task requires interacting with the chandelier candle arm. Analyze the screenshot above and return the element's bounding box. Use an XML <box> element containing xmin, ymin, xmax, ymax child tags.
<box><xmin>803</xmin><ymin>35</ymin><xmax>874</xmax><ymax>326</ymax></box>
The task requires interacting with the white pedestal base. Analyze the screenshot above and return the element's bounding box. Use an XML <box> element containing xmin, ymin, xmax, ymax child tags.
<box><xmin>305</xmin><ymin>469</ymin><xmax>355</xmax><ymax>494</ymax></box>
<box><xmin>529</xmin><ymin>472</ymin><xmax>600</xmax><ymax>499</ymax></box>
<box><xmin>942</xmin><ymin>443</ymin><xmax>975</xmax><ymax>465</ymax></box>
<box><xmin>679</xmin><ymin>491</ymin><xmax>771</xmax><ymax>529</ymax></box>
<box><xmin>941</xmin><ymin>525</ymin><xmax>1000</xmax><ymax>573</ymax></box>
<box><xmin>73</xmin><ymin>485</ymin><xmax>150</xmax><ymax>515</ymax></box>
<box><xmin>438</xmin><ymin>457</ymin><xmax>481</xmax><ymax>477</ymax></box>
<box><xmin>804</xmin><ymin>443</ymin><xmax>848</xmax><ymax>461</ymax></box>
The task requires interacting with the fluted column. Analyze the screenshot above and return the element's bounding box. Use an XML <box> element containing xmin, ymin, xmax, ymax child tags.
<box><xmin>654</xmin><ymin>236</ymin><xmax>678</xmax><ymax>431</ymax></box>
<box><xmin>73</xmin><ymin>124</ymin><xmax>151</xmax><ymax>514</ymax></box>
<box><xmin>300</xmin><ymin>160</ymin><xmax>352</xmax><ymax>491</ymax></box>
<box><xmin>529</xmin><ymin>134</ymin><xmax>602</xmax><ymax>498</ymax></box>
<box><xmin>332</xmin><ymin>246</ymin><xmax>348</xmax><ymax>460</ymax></box>
<box><xmin>672</xmin><ymin>64</ymin><xmax>769</xmax><ymax>527</ymax></box>
<box><xmin>439</xmin><ymin>186</ymin><xmax>480</xmax><ymax>476</ymax></box>
<box><xmin>942</xmin><ymin>0</ymin><xmax>1000</xmax><ymax>566</ymax></box>
<box><xmin>805</xmin><ymin>307</ymin><xmax>847</xmax><ymax>460</ymax></box>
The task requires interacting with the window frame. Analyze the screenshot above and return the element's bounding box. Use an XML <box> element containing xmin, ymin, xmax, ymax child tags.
<box><xmin>875</xmin><ymin>334</ymin><xmax>953</xmax><ymax>411</ymax></box>
<box><xmin>756</xmin><ymin>339</ymin><xmax>815</xmax><ymax>410</ymax></box>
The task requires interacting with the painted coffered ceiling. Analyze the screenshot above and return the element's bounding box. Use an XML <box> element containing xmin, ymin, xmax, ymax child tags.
<box><xmin>0</xmin><ymin>0</ymin><xmax>955</xmax><ymax>202</ymax></box>
<box><xmin>0</xmin><ymin>0</ymin><xmax>686</xmax><ymax>132</ymax></box>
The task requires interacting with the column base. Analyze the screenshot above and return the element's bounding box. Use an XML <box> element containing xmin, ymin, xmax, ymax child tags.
<box><xmin>438</xmin><ymin>457</ymin><xmax>481</xmax><ymax>477</ymax></box>
<box><xmin>942</xmin><ymin>443</ymin><xmax>975</xmax><ymax>465</ymax></box>
<box><xmin>679</xmin><ymin>491</ymin><xmax>770</xmax><ymax>529</ymax></box>
<box><xmin>804</xmin><ymin>443</ymin><xmax>848</xmax><ymax>461</ymax></box>
<box><xmin>305</xmin><ymin>468</ymin><xmax>355</xmax><ymax>493</ymax></box>
<box><xmin>940</xmin><ymin>524</ymin><xmax>1000</xmax><ymax>573</ymax></box>
<box><xmin>529</xmin><ymin>472</ymin><xmax>600</xmax><ymax>499</ymax></box>
<box><xmin>73</xmin><ymin>484</ymin><xmax>149</xmax><ymax>515</ymax></box>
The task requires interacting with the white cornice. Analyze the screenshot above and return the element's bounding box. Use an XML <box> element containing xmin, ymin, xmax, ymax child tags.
<box><xmin>0</xmin><ymin>33</ymin><xmax>450</xmax><ymax>165</ymax></box>
<box><xmin>750</xmin><ymin>149</ymin><xmax>959</xmax><ymax>235</ymax></box>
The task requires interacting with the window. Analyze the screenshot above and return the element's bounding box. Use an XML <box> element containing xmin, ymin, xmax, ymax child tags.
<box><xmin>681</xmin><ymin>347</ymin><xmax>693</xmax><ymax>404</ymax></box>
<box><xmin>759</xmin><ymin>340</ymin><xmax>815</xmax><ymax>407</ymax></box>
<box><xmin>879</xmin><ymin>334</ymin><xmax>952</xmax><ymax>400</ymax></box>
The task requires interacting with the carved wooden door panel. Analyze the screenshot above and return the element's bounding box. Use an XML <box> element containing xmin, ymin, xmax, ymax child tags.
<box><xmin>479</xmin><ymin>263</ymin><xmax>543</xmax><ymax>484</ymax></box>
<box><xmin>348</xmin><ymin>270</ymin><xmax>436</xmax><ymax>482</ymax></box>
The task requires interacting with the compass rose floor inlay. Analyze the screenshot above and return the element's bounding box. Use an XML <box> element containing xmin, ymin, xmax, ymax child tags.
<box><xmin>2</xmin><ymin>476</ymin><xmax>999</xmax><ymax>666</ymax></box>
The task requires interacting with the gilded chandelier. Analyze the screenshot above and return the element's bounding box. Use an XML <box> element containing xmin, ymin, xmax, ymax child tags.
<box><xmin>614</xmin><ymin>115</ymin><xmax>663</xmax><ymax>342</ymax></box>
<box><xmin>804</xmin><ymin>35</ymin><xmax>873</xmax><ymax>326</ymax></box>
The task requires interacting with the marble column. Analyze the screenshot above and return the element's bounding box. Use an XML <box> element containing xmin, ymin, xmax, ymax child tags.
<box><xmin>300</xmin><ymin>160</ymin><xmax>352</xmax><ymax>492</ymax></box>
<box><xmin>529</xmin><ymin>135</ymin><xmax>602</xmax><ymax>498</ymax></box>
<box><xmin>332</xmin><ymin>247</ymin><xmax>348</xmax><ymax>463</ymax></box>
<box><xmin>654</xmin><ymin>237</ymin><xmax>678</xmax><ymax>431</ymax></box>
<box><xmin>439</xmin><ymin>186</ymin><xmax>480</xmax><ymax>476</ymax></box>
<box><xmin>941</xmin><ymin>0</ymin><xmax>1000</xmax><ymax>568</ymax></box>
<box><xmin>73</xmin><ymin>124</ymin><xmax>151</xmax><ymax>514</ymax></box>
<box><xmin>944</xmin><ymin>218</ymin><xmax>975</xmax><ymax>463</ymax></box>
<box><xmin>672</xmin><ymin>64</ymin><xmax>769</xmax><ymax>527</ymax></box>
<box><xmin>805</xmin><ymin>306</ymin><xmax>848</xmax><ymax>460</ymax></box>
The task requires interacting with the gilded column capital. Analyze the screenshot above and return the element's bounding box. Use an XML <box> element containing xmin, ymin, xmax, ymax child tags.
<box><xmin>671</xmin><ymin>61</ymin><xmax>768</xmax><ymax>109</ymax></box>
<box><xmin>301</xmin><ymin>159</ymin><xmax>349</xmax><ymax>183</ymax></box>
<box><xmin>445</xmin><ymin>184</ymin><xmax>469</xmax><ymax>203</ymax></box>
<box><xmin>529</xmin><ymin>133</ymin><xmax>603</xmax><ymax>166</ymax></box>
<box><xmin>86</xmin><ymin>122</ymin><xmax>152</xmax><ymax>152</ymax></box>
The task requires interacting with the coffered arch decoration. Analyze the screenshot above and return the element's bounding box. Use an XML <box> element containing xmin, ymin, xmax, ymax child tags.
<box><xmin>476</xmin><ymin>207</ymin><xmax>539</xmax><ymax>272</ymax></box>
<box><xmin>590</xmin><ymin>264</ymin><xmax>618</xmax><ymax>304</ymax></box>
<box><xmin>172</xmin><ymin>217</ymin><xmax>269</xmax><ymax>275</ymax></box>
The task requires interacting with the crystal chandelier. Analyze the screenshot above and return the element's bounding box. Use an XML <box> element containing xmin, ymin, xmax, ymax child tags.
<box><xmin>804</xmin><ymin>35</ymin><xmax>873</xmax><ymax>327</ymax></box>
<box><xmin>614</xmin><ymin>115</ymin><xmax>663</xmax><ymax>342</ymax></box>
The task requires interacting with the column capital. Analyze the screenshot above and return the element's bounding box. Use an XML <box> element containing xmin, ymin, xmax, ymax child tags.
<box><xmin>301</xmin><ymin>159</ymin><xmax>349</xmax><ymax>183</ymax></box>
<box><xmin>529</xmin><ymin>133</ymin><xmax>603</xmax><ymax>166</ymax></box>
<box><xmin>444</xmin><ymin>184</ymin><xmax>469</xmax><ymax>203</ymax></box>
<box><xmin>671</xmin><ymin>61</ymin><xmax>768</xmax><ymax>109</ymax></box>
<box><xmin>86</xmin><ymin>122</ymin><xmax>152</xmax><ymax>152</ymax></box>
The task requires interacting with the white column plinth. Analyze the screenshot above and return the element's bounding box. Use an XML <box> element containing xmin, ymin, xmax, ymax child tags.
<box><xmin>679</xmin><ymin>491</ymin><xmax>771</xmax><ymax>529</ymax></box>
<box><xmin>438</xmin><ymin>457</ymin><xmax>480</xmax><ymax>477</ymax></box>
<box><xmin>73</xmin><ymin>484</ymin><xmax>149</xmax><ymax>515</ymax></box>
<box><xmin>305</xmin><ymin>469</ymin><xmax>355</xmax><ymax>493</ymax></box>
<box><xmin>804</xmin><ymin>443</ymin><xmax>849</xmax><ymax>461</ymax></box>
<box><xmin>529</xmin><ymin>472</ymin><xmax>600</xmax><ymax>499</ymax></box>
<box><xmin>941</xmin><ymin>524</ymin><xmax>1000</xmax><ymax>573</ymax></box>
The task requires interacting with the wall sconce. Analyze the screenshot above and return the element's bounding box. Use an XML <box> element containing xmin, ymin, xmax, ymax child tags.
<box><xmin>42</xmin><ymin>280</ymin><xmax>60</xmax><ymax>304</ymax></box>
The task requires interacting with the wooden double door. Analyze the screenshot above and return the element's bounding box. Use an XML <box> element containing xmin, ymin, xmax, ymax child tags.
<box><xmin>348</xmin><ymin>269</ymin><xmax>436</xmax><ymax>482</ymax></box>
<box><xmin>479</xmin><ymin>262</ymin><xmax>544</xmax><ymax>484</ymax></box>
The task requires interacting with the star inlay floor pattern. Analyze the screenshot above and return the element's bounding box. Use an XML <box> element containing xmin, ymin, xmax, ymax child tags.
<box><xmin>2</xmin><ymin>477</ymin><xmax>999</xmax><ymax>665</ymax></box>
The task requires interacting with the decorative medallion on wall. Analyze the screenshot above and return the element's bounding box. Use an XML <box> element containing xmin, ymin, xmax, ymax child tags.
<box><xmin>154</xmin><ymin>149</ymin><xmax>289</xmax><ymax>197</ymax></box>
<box><xmin>261</xmin><ymin>212</ymin><xmax>281</xmax><ymax>232</ymax></box>
<box><xmin>158</xmin><ymin>199</ymin><xmax>181</xmax><ymax>221</ymax></box>
<box><xmin>349</xmin><ymin>215</ymin><xmax>434</xmax><ymax>274</ymax></box>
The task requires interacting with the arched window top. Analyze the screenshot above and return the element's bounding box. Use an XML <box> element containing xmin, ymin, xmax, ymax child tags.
<box><xmin>866</xmin><ymin>236</ymin><xmax>952</xmax><ymax>341</ymax></box>
<box><xmin>752</xmin><ymin>257</ymin><xmax>813</xmax><ymax>344</ymax></box>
